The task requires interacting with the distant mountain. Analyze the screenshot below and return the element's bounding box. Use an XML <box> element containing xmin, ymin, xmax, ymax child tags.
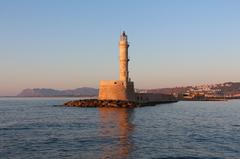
<box><xmin>17</xmin><ymin>87</ymin><xmax>99</xmax><ymax>97</ymax></box>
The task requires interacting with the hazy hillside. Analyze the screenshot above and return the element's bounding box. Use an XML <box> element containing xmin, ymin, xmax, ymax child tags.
<box><xmin>138</xmin><ymin>82</ymin><xmax>240</xmax><ymax>95</ymax></box>
<box><xmin>145</xmin><ymin>87</ymin><xmax>190</xmax><ymax>94</ymax></box>
<box><xmin>18</xmin><ymin>87</ymin><xmax>99</xmax><ymax>97</ymax></box>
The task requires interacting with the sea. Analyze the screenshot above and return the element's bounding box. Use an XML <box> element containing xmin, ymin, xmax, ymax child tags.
<box><xmin>0</xmin><ymin>98</ymin><xmax>240</xmax><ymax>159</ymax></box>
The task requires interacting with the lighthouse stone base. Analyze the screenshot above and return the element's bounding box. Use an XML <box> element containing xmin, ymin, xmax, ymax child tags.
<box><xmin>98</xmin><ymin>80</ymin><xmax>135</xmax><ymax>101</ymax></box>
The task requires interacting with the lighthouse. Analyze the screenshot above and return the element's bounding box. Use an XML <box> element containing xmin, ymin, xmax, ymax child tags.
<box><xmin>66</xmin><ymin>31</ymin><xmax>177</xmax><ymax>107</ymax></box>
<box><xmin>98</xmin><ymin>31</ymin><xmax>135</xmax><ymax>101</ymax></box>
<box><xmin>119</xmin><ymin>31</ymin><xmax>129</xmax><ymax>82</ymax></box>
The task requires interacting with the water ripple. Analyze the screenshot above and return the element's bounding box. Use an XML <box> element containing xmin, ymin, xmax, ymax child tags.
<box><xmin>1</xmin><ymin>98</ymin><xmax>240</xmax><ymax>159</ymax></box>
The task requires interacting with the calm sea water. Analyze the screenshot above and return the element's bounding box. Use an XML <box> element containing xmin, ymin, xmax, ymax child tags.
<box><xmin>0</xmin><ymin>98</ymin><xmax>240</xmax><ymax>159</ymax></box>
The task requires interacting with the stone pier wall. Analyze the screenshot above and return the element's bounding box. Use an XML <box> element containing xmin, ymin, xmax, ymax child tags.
<box><xmin>135</xmin><ymin>93</ymin><xmax>177</xmax><ymax>103</ymax></box>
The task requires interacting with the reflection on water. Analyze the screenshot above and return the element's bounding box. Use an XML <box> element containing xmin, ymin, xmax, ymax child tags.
<box><xmin>98</xmin><ymin>108</ymin><xmax>134</xmax><ymax>159</ymax></box>
<box><xmin>1</xmin><ymin>98</ymin><xmax>240</xmax><ymax>158</ymax></box>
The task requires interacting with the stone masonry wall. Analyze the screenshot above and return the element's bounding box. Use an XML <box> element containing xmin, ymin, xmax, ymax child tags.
<box><xmin>99</xmin><ymin>80</ymin><xmax>128</xmax><ymax>101</ymax></box>
<box><xmin>98</xmin><ymin>80</ymin><xmax>135</xmax><ymax>101</ymax></box>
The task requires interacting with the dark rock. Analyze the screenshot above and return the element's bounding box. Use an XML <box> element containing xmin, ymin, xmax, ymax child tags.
<box><xmin>63</xmin><ymin>99</ymin><xmax>178</xmax><ymax>108</ymax></box>
<box><xmin>64</xmin><ymin>99</ymin><xmax>139</xmax><ymax>108</ymax></box>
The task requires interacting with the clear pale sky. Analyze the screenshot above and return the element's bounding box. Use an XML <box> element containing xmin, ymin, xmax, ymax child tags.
<box><xmin>0</xmin><ymin>0</ymin><xmax>240</xmax><ymax>96</ymax></box>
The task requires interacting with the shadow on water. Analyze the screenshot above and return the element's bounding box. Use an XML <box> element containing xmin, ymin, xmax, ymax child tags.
<box><xmin>98</xmin><ymin>108</ymin><xmax>134</xmax><ymax>159</ymax></box>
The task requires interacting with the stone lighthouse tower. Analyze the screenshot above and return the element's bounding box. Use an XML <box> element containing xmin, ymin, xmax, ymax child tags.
<box><xmin>119</xmin><ymin>31</ymin><xmax>129</xmax><ymax>83</ymax></box>
<box><xmin>98</xmin><ymin>31</ymin><xmax>135</xmax><ymax>101</ymax></box>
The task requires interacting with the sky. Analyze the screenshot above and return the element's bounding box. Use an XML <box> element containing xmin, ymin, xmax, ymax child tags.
<box><xmin>0</xmin><ymin>0</ymin><xmax>240</xmax><ymax>96</ymax></box>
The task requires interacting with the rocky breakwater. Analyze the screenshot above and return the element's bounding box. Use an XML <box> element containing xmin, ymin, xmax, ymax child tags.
<box><xmin>64</xmin><ymin>99</ymin><xmax>140</xmax><ymax>108</ymax></box>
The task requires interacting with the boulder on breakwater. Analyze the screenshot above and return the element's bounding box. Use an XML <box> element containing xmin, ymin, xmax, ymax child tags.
<box><xmin>64</xmin><ymin>99</ymin><xmax>140</xmax><ymax>108</ymax></box>
<box><xmin>64</xmin><ymin>99</ymin><xmax>178</xmax><ymax>108</ymax></box>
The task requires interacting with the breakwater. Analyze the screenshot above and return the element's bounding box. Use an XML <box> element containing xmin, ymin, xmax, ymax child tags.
<box><xmin>64</xmin><ymin>99</ymin><xmax>178</xmax><ymax>108</ymax></box>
